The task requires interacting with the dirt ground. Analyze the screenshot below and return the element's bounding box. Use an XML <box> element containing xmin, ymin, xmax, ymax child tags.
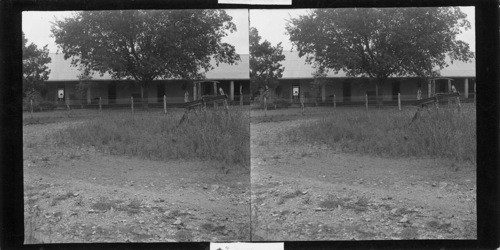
<box><xmin>250</xmin><ymin>108</ymin><xmax>476</xmax><ymax>241</ymax></box>
<box><xmin>23</xmin><ymin>120</ymin><xmax>251</xmax><ymax>243</ymax></box>
<box><xmin>23</xmin><ymin>107</ymin><xmax>477</xmax><ymax>242</ymax></box>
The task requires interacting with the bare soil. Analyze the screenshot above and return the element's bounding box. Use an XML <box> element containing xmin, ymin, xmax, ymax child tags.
<box><xmin>23</xmin><ymin>121</ymin><xmax>250</xmax><ymax>243</ymax></box>
<box><xmin>250</xmin><ymin>110</ymin><xmax>476</xmax><ymax>241</ymax></box>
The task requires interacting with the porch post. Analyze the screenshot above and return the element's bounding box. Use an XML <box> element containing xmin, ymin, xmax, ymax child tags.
<box><xmin>87</xmin><ymin>85</ymin><xmax>91</xmax><ymax>104</ymax></box>
<box><xmin>193</xmin><ymin>83</ymin><xmax>197</xmax><ymax>101</ymax></box>
<box><xmin>230</xmin><ymin>81</ymin><xmax>234</xmax><ymax>101</ymax></box>
<box><xmin>321</xmin><ymin>84</ymin><xmax>326</xmax><ymax>102</ymax></box>
<box><xmin>428</xmin><ymin>79</ymin><xmax>432</xmax><ymax>98</ymax></box>
<box><xmin>448</xmin><ymin>79</ymin><xmax>452</xmax><ymax>93</ymax></box>
<box><xmin>213</xmin><ymin>81</ymin><xmax>217</xmax><ymax>95</ymax></box>
<box><xmin>464</xmin><ymin>78</ymin><xmax>469</xmax><ymax>99</ymax></box>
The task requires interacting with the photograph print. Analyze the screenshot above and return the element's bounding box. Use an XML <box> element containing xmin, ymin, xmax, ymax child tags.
<box><xmin>22</xmin><ymin>6</ymin><xmax>477</xmax><ymax>243</ymax></box>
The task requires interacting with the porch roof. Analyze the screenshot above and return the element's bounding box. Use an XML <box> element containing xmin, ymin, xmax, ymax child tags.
<box><xmin>46</xmin><ymin>53</ymin><xmax>250</xmax><ymax>81</ymax></box>
<box><xmin>45</xmin><ymin>51</ymin><xmax>475</xmax><ymax>82</ymax></box>
<box><xmin>280</xmin><ymin>51</ymin><xmax>476</xmax><ymax>79</ymax></box>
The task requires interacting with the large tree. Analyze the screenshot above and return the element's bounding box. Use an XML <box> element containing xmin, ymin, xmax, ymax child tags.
<box><xmin>52</xmin><ymin>10</ymin><xmax>240</xmax><ymax>108</ymax></box>
<box><xmin>249</xmin><ymin>27</ymin><xmax>285</xmax><ymax>96</ymax></box>
<box><xmin>286</xmin><ymin>7</ymin><xmax>474</xmax><ymax>104</ymax></box>
<box><xmin>23</xmin><ymin>32</ymin><xmax>51</xmax><ymax>99</ymax></box>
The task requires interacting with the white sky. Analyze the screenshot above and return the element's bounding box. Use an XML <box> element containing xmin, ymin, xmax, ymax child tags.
<box><xmin>22</xmin><ymin>7</ymin><xmax>475</xmax><ymax>56</ymax></box>
<box><xmin>249</xmin><ymin>7</ymin><xmax>475</xmax><ymax>52</ymax></box>
<box><xmin>22</xmin><ymin>9</ymin><xmax>250</xmax><ymax>54</ymax></box>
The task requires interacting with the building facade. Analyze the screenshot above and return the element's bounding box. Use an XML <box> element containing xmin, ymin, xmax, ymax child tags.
<box><xmin>41</xmin><ymin>51</ymin><xmax>475</xmax><ymax>106</ymax></box>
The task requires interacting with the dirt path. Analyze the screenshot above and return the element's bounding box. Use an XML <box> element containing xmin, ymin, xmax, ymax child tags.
<box><xmin>23</xmin><ymin>122</ymin><xmax>250</xmax><ymax>243</ymax></box>
<box><xmin>250</xmin><ymin>118</ymin><xmax>476</xmax><ymax>241</ymax></box>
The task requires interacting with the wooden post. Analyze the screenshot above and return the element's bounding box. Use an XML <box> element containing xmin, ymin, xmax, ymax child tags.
<box><xmin>264</xmin><ymin>96</ymin><xmax>267</xmax><ymax>111</ymax></box>
<box><xmin>300</xmin><ymin>94</ymin><xmax>304</xmax><ymax>114</ymax></box>
<box><xmin>65</xmin><ymin>98</ymin><xmax>70</xmax><ymax>111</ymax></box>
<box><xmin>365</xmin><ymin>94</ymin><xmax>368</xmax><ymax>111</ymax></box>
<box><xmin>30</xmin><ymin>99</ymin><xmax>33</xmax><ymax>118</ymax></box>
<box><xmin>398</xmin><ymin>93</ymin><xmax>401</xmax><ymax>111</ymax></box>
<box><xmin>163</xmin><ymin>95</ymin><xmax>167</xmax><ymax>114</ymax></box>
<box><xmin>321</xmin><ymin>84</ymin><xmax>326</xmax><ymax>102</ymax></box>
<box><xmin>230</xmin><ymin>81</ymin><xmax>234</xmax><ymax>101</ymax></box>
<box><xmin>428</xmin><ymin>80</ymin><xmax>432</xmax><ymax>98</ymax></box>
<box><xmin>239</xmin><ymin>85</ymin><xmax>243</xmax><ymax>106</ymax></box>
<box><xmin>213</xmin><ymin>82</ymin><xmax>217</xmax><ymax>108</ymax></box>
<box><xmin>98</xmin><ymin>97</ymin><xmax>102</xmax><ymax>112</ymax></box>
<box><xmin>131</xmin><ymin>96</ymin><xmax>134</xmax><ymax>113</ymax></box>
<box><xmin>224</xmin><ymin>99</ymin><xmax>229</xmax><ymax>114</ymax></box>
<box><xmin>193</xmin><ymin>84</ymin><xmax>197</xmax><ymax>101</ymax></box>
<box><xmin>333</xmin><ymin>94</ymin><xmax>336</xmax><ymax>108</ymax></box>
<box><xmin>464</xmin><ymin>78</ymin><xmax>469</xmax><ymax>99</ymax></box>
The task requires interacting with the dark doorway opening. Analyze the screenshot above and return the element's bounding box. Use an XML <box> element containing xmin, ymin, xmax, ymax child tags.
<box><xmin>342</xmin><ymin>81</ymin><xmax>351</xmax><ymax>102</ymax></box>
<box><xmin>436</xmin><ymin>80</ymin><xmax>447</xmax><ymax>93</ymax></box>
<box><xmin>157</xmin><ymin>83</ymin><xmax>165</xmax><ymax>103</ymax></box>
<box><xmin>108</xmin><ymin>83</ymin><xmax>116</xmax><ymax>104</ymax></box>
<box><xmin>292</xmin><ymin>85</ymin><xmax>300</xmax><ymax>102</ymax></box>
<box><xmin>392</xmin><ymin>81</ymin><xmax>400</xmax><ymax>101</ymax></box>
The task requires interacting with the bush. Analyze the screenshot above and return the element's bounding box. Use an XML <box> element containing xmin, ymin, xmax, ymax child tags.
<box><xmin>23</xmin><ymin>97</ymin><xmax>58</xmax><ymax>112</ymax></box>
<box><xmin>54</xmin><ymin>109</ymin><xmax>250</xmax><ymax>170</ymax></box>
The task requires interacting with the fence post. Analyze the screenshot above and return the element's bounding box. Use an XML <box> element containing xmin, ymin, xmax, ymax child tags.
<box><xmin>30</xmin><ymin>99</ymin><xmax>33</xmax><ymax>118</ymax></box>
<box><xmin>98</xmin><ymin>97</ymin><xmax>102</xmax><ymax>112</ymax></box>
<box><xmin>131</xmin><ymin>96</ymin><xmax>134</xmax><ymax>113</ymax></box>
<box><xmin>300</xmin><ymin>94</ymin><xmax>305</xmax><ymax>114</ymax></box>
<box><xmin>365</xmin><ymin>94</ymin><xmax>368</xmax><ymax>111</ymax></box>
<box><xmin>163</xmin><ymin>95</ymin><xmax>167</xmax><ymax>114</ymax></box>
<box><xmin>66</xmin><ymin>98</ymin><xmax>70</xmax><ymax>111</ymax></box>
<box><xmin>333</xmin><ymin>94</ymin><xmax>336</xmax><ymax>109</ymax></box>
<box><xmin>398</xmin><ymin>93</ymin><xmax>401</xmax><ymax>111</ymax></box>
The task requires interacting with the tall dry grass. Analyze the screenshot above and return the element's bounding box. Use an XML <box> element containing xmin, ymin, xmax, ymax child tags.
<box><xmin>285</xmin><ymin>104</ymin><xmax>476</xmax><ymax>163</ymax></box>
<box><xmin>54</xmin><ymin>109</ymin><xmax>250</xmax><ymax>170</ymax></box>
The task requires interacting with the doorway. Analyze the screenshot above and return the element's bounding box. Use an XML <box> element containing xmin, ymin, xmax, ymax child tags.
<box><xmin>342</xmin><ymin>81</ymin><xmax>351</xmax><ymax>102</ymax></box>
<box><xmin>392</xmin><ymin>81</ymin><xmax>400</xmax><ymax>101</ymax></box>
<box><xmin>108</xmin><ymin>83</ymin><xmax>116</xmax><ymax>104</ymax></box>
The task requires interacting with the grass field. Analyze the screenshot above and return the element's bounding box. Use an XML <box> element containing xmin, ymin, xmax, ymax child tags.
<box><xmin>26</xmin><ymin>107</ymin><xmax>251</xmax><ymax>172</ymax></box>
<box><xmin>279</xmin><ymin>104</ymin><xmax>476</xmax><ymax>163</ymax></box>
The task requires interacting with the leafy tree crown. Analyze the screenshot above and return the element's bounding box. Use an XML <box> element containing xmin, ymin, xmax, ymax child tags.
<box><xmin>51</xmin><ymin>10</ymin><xmax>241</xmax><ymax>84</ymax></box>
<box><xmin>286</xmin><ymin>7</ymin><xmax>474</xmax><ymax>80</ymax></box>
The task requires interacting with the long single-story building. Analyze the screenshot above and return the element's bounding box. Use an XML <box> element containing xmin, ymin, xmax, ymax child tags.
<box><xmin>272</xmin><ymin>51</ymin><xmax>475</xmax><ymax>105</ymax></box>
<box><xmin>43</xmin><ymin>53</ymin><xmax>251</xmax><ymax>106</ymax></box>
<box><xmin>41</xmin><ymin>51</ymin><xmax>475</xmax><ymax>106</ymax></box>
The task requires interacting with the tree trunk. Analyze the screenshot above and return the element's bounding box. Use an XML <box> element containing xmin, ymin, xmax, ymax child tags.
<box><xmin>375</xmin><ymin>78</ymin><xmax>385</xmax><ymax>107</ymax></box>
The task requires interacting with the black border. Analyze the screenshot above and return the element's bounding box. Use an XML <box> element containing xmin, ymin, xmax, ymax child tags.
<box><xmin>1</xmin><ymin>0</ymin><xmax>498</xmax><ymax>249</ymax></box>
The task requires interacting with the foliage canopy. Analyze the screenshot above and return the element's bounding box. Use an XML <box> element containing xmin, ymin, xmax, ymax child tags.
<box><xmin>23</xmin><ymin>32</ymin><xmax>51</xmax><ymax>98</ymax></box>
<box><xmin>249</xmin><ymin>27</ymin><xmax>286</xmax><ymax>94</ymax></box>
<box><xmin>286</xmin><ymin>7</ymin><xmax>474</xmax><ymax>101</ymax></box>
<box><xmin>52</xmin><ymin>10</ymin><xmax>241</xmax><ymax>106</ymax></box>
